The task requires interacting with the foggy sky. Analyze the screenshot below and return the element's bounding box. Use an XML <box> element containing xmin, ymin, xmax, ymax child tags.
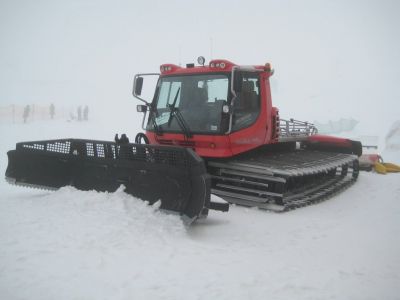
<box><xmin>0</xmin><ymin>0</ymin><xmax>399</xmax><ymax>133</ymax></box>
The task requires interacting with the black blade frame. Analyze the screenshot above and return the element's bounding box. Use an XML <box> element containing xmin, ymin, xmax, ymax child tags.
<box><xmin>6</xmin><ymin>139</ymin><xmax>211</xmax><ymax>221</ymax></box>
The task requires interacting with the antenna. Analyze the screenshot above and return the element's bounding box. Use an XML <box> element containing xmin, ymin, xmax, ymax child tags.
<box><xmin>210</xmin><ymin>37</ymin><xmax>213</xmax><ymax>60</ymax></box>
<box><xmin>178</xmin><ymin>45</ymin><xmax>182</xmax><ymax>66</ymax></box>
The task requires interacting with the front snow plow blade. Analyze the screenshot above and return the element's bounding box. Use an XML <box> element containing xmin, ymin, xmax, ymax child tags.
<box><xmin>6</xmin><ymin>139</ymin><xmax>217</xmax><ymax>222</ymax></box>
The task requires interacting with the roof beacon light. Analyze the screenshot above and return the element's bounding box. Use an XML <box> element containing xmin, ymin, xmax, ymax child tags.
<box><xmin>209</xmin><ymin>59</ymin><xmax>233</xmax><ymax>69</ymax></box>
<box><xmin>197</xmin><ymin>56</ymin><xmax>205</xmax><ymax>66</ymax></box>
<box><xmin>160</xmin><ymin>64</ymin><xmax>179</xmax><ymax>74</ymax></box>
<box><xmin>264</xmin><ymin>62</ymin><xmax>274</xmax><ymax>75</ymax></box>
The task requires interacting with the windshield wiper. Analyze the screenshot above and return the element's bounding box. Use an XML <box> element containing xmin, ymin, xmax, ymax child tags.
<box><xmin>167</xmin><ymin>87</ymin><xmax>180</xmax><ymax>126</ymax></box>
<box><xmin>166</xmin><ymin>88</ymin><xmax>193</xmax><ymax>139</ymax></box>
<box><xmin>151</xmin><ymin>113</ymin><xmax>163</xmax><ymax>136</ymax></box>
<box><xmin>148</xmin><ymin>103</ymin><xmax>163</xmax><ymax>136</ymax></box>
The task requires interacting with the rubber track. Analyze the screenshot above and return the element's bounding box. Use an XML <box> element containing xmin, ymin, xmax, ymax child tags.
<box><xmin>207</xmin><ymin>150</ymin><xmax>359</xmax><ymax>212</ymax></box>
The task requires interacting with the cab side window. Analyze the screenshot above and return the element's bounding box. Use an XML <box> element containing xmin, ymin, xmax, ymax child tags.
<box><xmin>232</xmin><ymin>74</ymin><xmax>260</xmax><ymax>131</ymax></box>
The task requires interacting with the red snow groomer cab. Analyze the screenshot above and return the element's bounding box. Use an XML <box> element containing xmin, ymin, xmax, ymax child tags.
<box><xmin>133</xmin><ymin>57</ymin><xmax>361</xmax><ymax>210</ymax></box>
<box><xmin>5</xmin><ymin>57</ymin><xmax>362</xmax><ymax>223</ymax></box>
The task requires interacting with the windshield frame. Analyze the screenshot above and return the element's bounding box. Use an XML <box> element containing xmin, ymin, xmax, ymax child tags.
<box><xmin>147</xmin><ymin>72</ymin><xmax>232</xmax><ymax>136</ymax></box>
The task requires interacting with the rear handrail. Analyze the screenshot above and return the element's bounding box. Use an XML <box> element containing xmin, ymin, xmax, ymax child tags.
<box><xmin>279</xmin><ymin>118</ymin><xmax>318</xmax><ymax>139</ymax></box>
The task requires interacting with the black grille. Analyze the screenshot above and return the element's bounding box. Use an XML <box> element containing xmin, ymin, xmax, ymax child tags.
<box><xmin>16</xmin><ymin>139</ymin><xmax>190</xmax><ymax>167</ymax></box>
<box><xmin>158</xmin><ymin>139</ymin><xmax>195</xmax><ymax>148</ymax></box>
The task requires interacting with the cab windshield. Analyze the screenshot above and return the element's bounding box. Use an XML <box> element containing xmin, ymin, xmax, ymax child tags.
<box><xmin>147</xmin><ymin>74</ymin><xmax>230</xmax><ymax>134</ymax></box>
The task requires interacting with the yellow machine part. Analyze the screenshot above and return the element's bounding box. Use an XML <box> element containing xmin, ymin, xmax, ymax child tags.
<box><xmin>382</xmin><ymin>162</ymin><xmax>400</xmax><ymax>172</ymax></box>
<box><xmin>374</xmin><ymin>162</ymin><xmax>387</xmax><ymax>174</ymax></box>
<box><xmin>373</xmin><ymin>162</ymin><xmax>400</xmax><ymax>174</ymax></box>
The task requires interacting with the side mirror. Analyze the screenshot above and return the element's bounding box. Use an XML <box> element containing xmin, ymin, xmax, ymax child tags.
<box><xmin>233</xmin><ymin>71</ymin><xmax>243</xmax><ymax>93</ymax></box>
<box><xmin>133</xmin><ymin>76</ymin><xmax>144</xmax><ymax>96</ymax></box>
<box><xmin>136</xmin><ymin>104</ymin><xmax>148</xmax><ymax>113</ymax></box>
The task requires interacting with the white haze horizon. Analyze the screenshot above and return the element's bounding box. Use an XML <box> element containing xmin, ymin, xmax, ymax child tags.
<box><xmin>1</xmin><ymin>0</ymin><xmax>400</xmax><ymax>136</ymax></box>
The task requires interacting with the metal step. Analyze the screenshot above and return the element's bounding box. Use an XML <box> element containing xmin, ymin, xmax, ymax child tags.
<box><xmin>215</xmin><ymin>183</ymin><xmax>283</xmax><ymax>198</ymax></box>
<box><xmin>211</xmin><ymin>189</ymin><xmax>285</xmax><ymax>211</ymax></box>
<box><xmin>210</xmin><ymin>175</ymin><xmax>270</xmax><ymax>188</ymax></box>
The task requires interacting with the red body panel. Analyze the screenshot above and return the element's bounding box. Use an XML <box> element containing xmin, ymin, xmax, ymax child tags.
<box><xmin>307</xmin><ymin>134</ymin><xmax>353</xmax><ymax>148</ymax></box>
<box><xmin>228</xmin><ymin>72</ymin><xmax>274</xmax><ymax>156</ymax></box>
<box><xmin>146</xmin><ymin>60</ymin><xmax>275</xmax><ymax>158</ymax></box>
<box><xmin>145</xmin><ymin>59</ymin><xmax>356</xmax><ymax>158</ymax></box>
<box><xmin>147</xmin><ymin>132</ymin><xmax>234</xmax><ymax>157</ymax></box>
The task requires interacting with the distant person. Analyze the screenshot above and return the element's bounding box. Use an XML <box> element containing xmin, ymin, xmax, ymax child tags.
<box><xmin>23</xmin><ymin>105</ymin><xmax>30</xmax><ymax>123</ymax></box>
<box><xmin>83</xmin><ymin>105</ymin><xmax>89</xmax><ymax>121</ymax></box>
<box><xmin>77</xmin><ymin>106</ymin><xmax>82</xmax><ymax>121</ymax></box>
<box><xmin>49</xmin><ymin>103</ymin><xmax>55</xmax><ymax>119</ymax></box>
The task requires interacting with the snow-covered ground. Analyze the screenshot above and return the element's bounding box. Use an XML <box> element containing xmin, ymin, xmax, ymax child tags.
<box><xmin>1</xmin><ymin>119</ymin><xmax>399</xmax><ymax>300</ymax></box>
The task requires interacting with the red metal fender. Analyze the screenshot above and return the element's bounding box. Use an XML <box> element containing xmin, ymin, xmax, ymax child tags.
<box><xmin>305</xmin><ymin>134</ymin><xmax>362</xmax><ymax>156</ymax></box>
<box><xmin>307</xmin><ymin>134</ymin><xmax>353</xmax><ymax>147</ymax></box>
